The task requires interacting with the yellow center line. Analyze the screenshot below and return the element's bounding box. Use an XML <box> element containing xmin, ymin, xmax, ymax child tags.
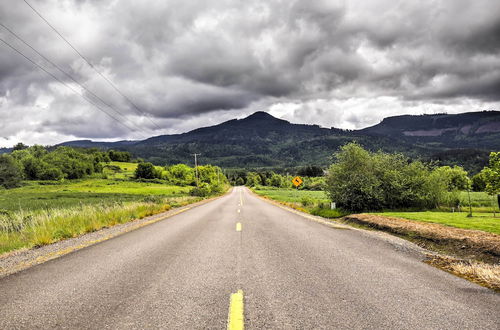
<box><xmin>236</xmin><ymin>222</ymin><xmax>242</xmax><ymax>232</ymax></box>
<box><xmin>227</xmin><ymin>290</ymin><xmax>244</xmax><ymax>330</ymax></box>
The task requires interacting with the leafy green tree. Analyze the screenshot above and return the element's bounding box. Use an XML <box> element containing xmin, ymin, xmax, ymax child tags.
<box><xmin>21</xmin><ymin>156</ymin><xmax>44</xmax><ymax>180</ymax></box>
<box><xmin>325</xmin><ymin>143</ymin><xmax>382</xmax><ymax>211</ymax></box>
<box><xmin>324</xmin><ymin>143</ymin><xmax>445</xmax><ymax>212</ymax></box>
<box><xmin>471</xmin><ymin>172</ymin><xmax>486</xmax><ymax>192</ymax></box>
<box><xmin>482</xmin><ymin>152</ymin><xmax>500</xmax><ymax>208</ymax></box>
<box><xmin>43</xmin><ymin>147</ymin><xmax>95</xmax><ymax>179</ymax></box>
<box><xmin>134</xmin><ymin>162</ymin><xmax>157</xmax><ymax>179</ymax></box>
<box><xmin>0</xmin><ymin>154</ymin><xmax>22</xmax><ymax>188</ymax></box>
<box><xmin>164</xmin><ymin>164</ymin><xmax>195</xmax><ymax>185</ymax></box>
<box><xmin>268</xmin><ymin>173</ymin><xmax>286</xmax><ymax>187</ymax></box>
<box><xmin>108</xmin><ymin>150</ymin><xmax>131</xmax><ymax>162</ymax></box>
<box><xmin>245</xmin><ymin>172</ymin><xmax>262</xmax><ymax>187</ymax></box>
<box><xmin>39</xmin><ymin>166</ymin><xmax>64</xmax><ymax>181</ymax></box>
<box><xmin>12</xmin><ymin>142</ymin><xmax>28</xmax><ymax>151</ymax></box>
<box><xmin>432</xmin><ymin>165</ymin><xmax>469</xmax><ymax>191</ymax></box>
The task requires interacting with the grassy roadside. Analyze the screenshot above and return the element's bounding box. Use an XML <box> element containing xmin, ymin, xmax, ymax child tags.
<box><xmin>0</xmin><ymin>196</ymin><xmax>204</xmax><ymax>255</ymax></box>
<box><xmin>375</xmin><ymin>211</ymin><xmax>499</xmax><ymax>235</ymax></box>
<box><xmin>253</xmin><ymin>187</ymin><xmax>500</xmax><ymax>291</ymax></box>
<box><xmin>0</xmin><ymin>162</ymin><xmax>230</xmax><ymax>255</ymax></box>
<box><xmin>252</xmin><ymin>188</ymin><xmax>348</xmax><ymax>218</ymax></box>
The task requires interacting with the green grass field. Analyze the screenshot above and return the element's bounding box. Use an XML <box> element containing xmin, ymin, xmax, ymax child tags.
<box><xmin>254</xmin><ymin>187</ymin><xmax>500</xmax><ymax>234</ymax></box>
<box><xmin>0</xmin><ymin>162</ymin><xmax>202</xmax><ymax>254</ymax></box>
<box><xmin>458</xmin><ymin>191</ymin><xmax>499</xmax><ymax>212</ymax></box>
<box><xmin>0</xmin><ymin>179</ymin><xmax>192</xmax><ymax>212</ymax></box>
<box><xmin>252</xmin><ymin>188</ymin><xmax>328</xmax><ymax>204</ymax></box>
<box><xmin>377</xmin><ymin>211</ymin><xmax>500</xmax><ymax>235</ymax></box>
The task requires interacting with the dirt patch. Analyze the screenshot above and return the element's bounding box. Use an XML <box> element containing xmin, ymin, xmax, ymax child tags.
<box><xmin>344</xmin><ymin>214</ymin><xmax>500</xmax><ymax>263</ymax></box>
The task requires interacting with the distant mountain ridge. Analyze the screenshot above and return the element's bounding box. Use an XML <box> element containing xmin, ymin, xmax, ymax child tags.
<box><xmin>53</xmin><ymin>110</ymin><xmax>500</xmax><ymax>172</ymax></box>
<box><xmin>362</xmin><ymin>111</ymin><xmax>500</xmax><ymax>137</ymax></box>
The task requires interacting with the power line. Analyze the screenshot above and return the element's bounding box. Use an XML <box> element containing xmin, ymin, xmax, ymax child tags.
<box><xmin>0</xmin><ymin>22</ymin><xmax>150</xmax><ymax>136</ymax></box>
<box><xmin>22</xmin><ymin>0</ymin><xmax>163</xmax><ymax>130</ymax></box>
<box><xmin>0</xmin><ymin>36</ymin><xmax>148</xmax><ymax>138</ymax></box>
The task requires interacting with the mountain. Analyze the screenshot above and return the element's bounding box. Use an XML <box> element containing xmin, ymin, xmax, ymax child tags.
<box><xmin>58</xmin><ymin>110</ymin><xmax>500</xmax><ymax>172</ymax></box>
<box><xmin>0</xmin><ymin>147</ymin><xmax>12</xmax><ymax>155</ymax></box>
<box><xmin>361</xmin><ymin>111</ymin><xmax>500</xmax><ymax>149</ymax></box>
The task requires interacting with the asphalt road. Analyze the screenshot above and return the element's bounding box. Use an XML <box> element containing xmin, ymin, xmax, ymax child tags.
<box><xmin>1</xmin><ymin>187</ymin><xmax>498</xmax><ymax>329</ymax></box>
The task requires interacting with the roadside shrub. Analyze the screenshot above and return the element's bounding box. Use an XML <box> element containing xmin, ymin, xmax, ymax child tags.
<box><xmin>190</xmin><ymin>183</ymin><xmax>211</xmax><ymax>197</ymax></box>
<box><xmin>325</xmin><ymin>143</ymin><xmax>448</xmax><ymax>212</ymax></box>
<box><xmin>301</xmin><ymin>196</ymin><xmax>315</xmax><ymax>207</ymax></box>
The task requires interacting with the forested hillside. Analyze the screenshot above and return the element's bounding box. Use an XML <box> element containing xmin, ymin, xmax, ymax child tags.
<box><xmin>51</xmin><ymin>110</ymin><xmax>500</xmax><ymax>173</ymax></box>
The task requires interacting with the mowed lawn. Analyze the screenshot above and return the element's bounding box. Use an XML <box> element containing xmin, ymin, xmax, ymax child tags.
<box><xmin>377</xmin><ymin>211</ymin><xmax>500</xmax><ymax>235</ymax></box>
<box><xmin>0</xmin><ymin>179</ymin><xmax>192</xmax><ymax>212</ymax></box>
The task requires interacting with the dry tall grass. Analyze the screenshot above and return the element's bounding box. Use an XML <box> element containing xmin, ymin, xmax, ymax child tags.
<box><xmin>0</xmin><ymin>199</ymin><xmax>193</xmax><ymax>254</ymax></box>
<box><xmin>426</xmin><ymin>255</ymin><xmax>500</xmax><ymax>291</ymax></box>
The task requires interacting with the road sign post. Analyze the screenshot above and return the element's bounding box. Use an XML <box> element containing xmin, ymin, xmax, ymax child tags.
<box><xmin>292</xmin><ymin>176</ymin><xmax>303</xmax><ymax>188</ymax></box>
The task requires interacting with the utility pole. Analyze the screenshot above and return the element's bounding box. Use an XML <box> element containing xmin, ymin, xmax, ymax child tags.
<box><xmin>192</xmin><ymin>153</ymin><xmax>201</xmax><ymax>187</ymax></box>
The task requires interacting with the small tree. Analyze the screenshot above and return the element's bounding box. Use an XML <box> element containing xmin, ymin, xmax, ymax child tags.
<box><xmin>482</xmin><ymin>152</ymin><xmax>500</xmax><ymax>211</ymax></box>
<box><xmin>134</xmin><ymin>162</ymin><xmax>157</xmax><ymax>179</ymax></box>
<box><xmin>0</xmin><ymin>154</ymin><xmax>22</xmax><ymax>188</ymax></box>
<box><xmin>471</xmin><ymin>172</ymin><xmax>486</xmax><ymax>191</ymax></box>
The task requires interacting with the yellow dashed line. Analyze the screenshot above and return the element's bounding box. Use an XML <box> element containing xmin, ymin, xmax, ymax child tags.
<box><xmin>236</xmin><ymin>222</ymin><xmax>242</xmax><ymax>232</ymax></box>
<box><xmin>227</xmin><ymin>289</ymin><xmax>244</xmax><ymax>330</ymax></box>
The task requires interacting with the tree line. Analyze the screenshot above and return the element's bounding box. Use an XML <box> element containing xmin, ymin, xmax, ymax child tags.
<box><xmin>0</xmin><ymin>146</ymin><xmax>133</xmax><ymax>188</ymax></box>
<box><xmin>133</xmin><ymin>163</ymin><xmax>228</xmax><ymax>196</ymax></box>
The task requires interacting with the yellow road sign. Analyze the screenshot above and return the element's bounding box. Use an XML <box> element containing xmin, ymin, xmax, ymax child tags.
<box><xmin>292</xmin><ymin>176</ymin><xmax>303</xmax><ymax>187</ymax></box>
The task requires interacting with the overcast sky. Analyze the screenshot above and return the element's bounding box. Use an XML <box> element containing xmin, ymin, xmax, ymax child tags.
<box><xmin>1</xmin><ymin>0</ymin><xmax>499</xmax><ymax>147</ymax></box>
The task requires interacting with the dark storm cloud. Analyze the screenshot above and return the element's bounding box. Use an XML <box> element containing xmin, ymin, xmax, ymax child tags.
<box><xmin>0</xmin><ymin>0</ymin><xmax>499</xmax><ymax>146</ymax></box>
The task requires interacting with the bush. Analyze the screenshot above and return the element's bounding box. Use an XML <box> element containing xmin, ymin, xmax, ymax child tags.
<box><xmin>325</xmin><ymin>143</ymin><xmax>447</xmax><ymax>212</ymax></box>
<box><xmin>0</xmin><ymin>155</ymin><xmax>22</xmax><ymax>189</ymax></box>
<box><xmin>300</xmin><ymin>196</ymin><xmax>315</xmax><ymax>207</ymax></box>
<box><xmin>39</xmin><ymin>167</ymin><xmax>64</xmax><ymax>181</ymax></box>
<box><xmin>471</xmin><ymin>172</ymin><xmax>486</xmax><ymax>192</ymax></box>
<box><xmin>190</xmin><ymin>183</ymin><xmax>211</xmax><ymax>197</ymax></box>
<box><xmin>134</xmin><ymin>162</ymin><xmax>157</xmax><ymax>179</ymax></box>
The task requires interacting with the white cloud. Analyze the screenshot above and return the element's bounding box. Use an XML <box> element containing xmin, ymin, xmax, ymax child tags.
<box><xmin>1</xmin><ymin>0</ymin><xmax>499</xmax><ymax>147</ymax></box>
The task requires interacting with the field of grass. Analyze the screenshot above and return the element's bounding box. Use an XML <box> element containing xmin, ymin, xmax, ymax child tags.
<box><xmin>254</xmin><ymin>187</ymin><xmax>500</xmax><ymax>234</ymax></box>
<box><xmin>252</xmin><ymin>188</ymin><xmax>328</xmax><ymax>204</ymax></box>
<box><xmin>0</xmin><ymin>162</ymin><xmax>204</xmax><ymax>254</ymax></box>
<box><xmin>0</xmin><ymin>179</ymin><xmax>192</xmax><ymax>212</ymax></box>
<box><xmin>252</xmin><ymin>188</ymin><xmax>348</xmax><ymax>218</ymax></box>
<box><xmin>377</xmin><ymin>211</ymin><xmax>500</xmax><ymax>235</ymax></box>
<box><xmin>458</xmin><ymin>191</ymin><xmax>499</xmax><ymax>212</ymax></box>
